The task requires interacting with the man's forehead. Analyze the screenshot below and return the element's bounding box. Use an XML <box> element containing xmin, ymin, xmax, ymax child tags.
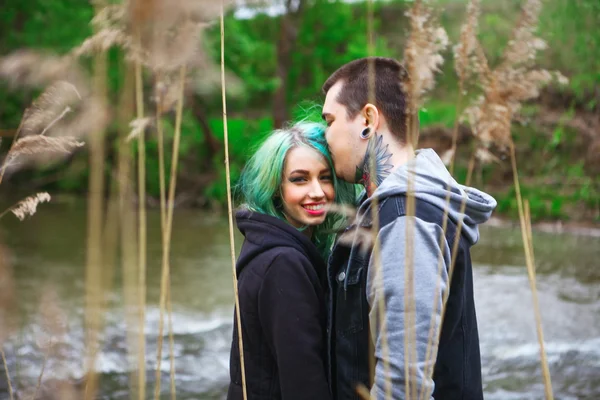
<box><xmin>323</xmin><ymin>81</ymin><xmax>344</xmax><ymax>114</ymax></box>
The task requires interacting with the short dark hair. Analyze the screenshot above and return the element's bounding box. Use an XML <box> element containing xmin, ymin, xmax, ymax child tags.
<box><xmin>322</xmin><ymin>57</ymin><xmax>408</xmax><ymax>142</ymax></box>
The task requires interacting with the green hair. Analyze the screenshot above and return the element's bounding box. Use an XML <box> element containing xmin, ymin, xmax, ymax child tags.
<box><xmin>238</xmin><ymin>121</ymin><xmax>355</xmax><ymax>258</ymax></box>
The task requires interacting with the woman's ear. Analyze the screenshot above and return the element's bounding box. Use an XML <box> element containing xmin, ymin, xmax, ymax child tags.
<box><xmin>361</xmin><ymin>103</ymin><xmax>380</xmax><ymax>131</ymax></box>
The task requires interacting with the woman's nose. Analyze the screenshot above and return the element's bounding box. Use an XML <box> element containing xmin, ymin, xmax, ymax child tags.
<box><xmin>308</xmin><ymin>179</ymin><xmax>325</xmax><ymax>198</ymax></box>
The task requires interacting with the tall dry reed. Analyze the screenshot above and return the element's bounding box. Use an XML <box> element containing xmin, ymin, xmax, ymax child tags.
<box><xmin>402</xmin><ymin>1</ymin><xmax>448</xmax><ymax>398</ymax></box>
<box><xmin>133</xmin><ymin>32</ymin><xmax>148</xmax><ymax>400</ymax></box>
<box><xmin>363</xmin><ymin>2</ymin><xmax>393</xmax><ymax>398</ymax></box>
<box><xmin>82</xmin><ymin>4</ymin><xmax>110</xmax><ymax>398</ymax></box>
<box><xmin>0</xmin><ymin>244</ymin><xmax>15</xmax><ymax>400</ymax></box>
<box><xmin>418</xmin><ymin>2</ymin><xmax>482</xmax><ymax>397</ymax></box>
<box><xmin>220</xmin><ymin>8</ymin><xmax>248</xmax><ymax>400</ymax></box>
<box><xmin>457</xmin><ymin>0</ymin><xmax>566</xmax><ymax>397</ymax></box>
<box><xmin>116</xmin><ymin>63</ymin><xmax>142</xmax><ymax>400</ymax></box>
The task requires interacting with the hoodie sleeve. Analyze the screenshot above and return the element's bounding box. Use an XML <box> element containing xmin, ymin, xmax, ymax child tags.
<box><xmin>258</xmin><ymin>251</ymin><xmax>331</xmax><ymax>400</ymax></box>
<box><xmin>366</xmin><ymin>216</ymin><xmax>450</xmax><ymax>400</ymax></box>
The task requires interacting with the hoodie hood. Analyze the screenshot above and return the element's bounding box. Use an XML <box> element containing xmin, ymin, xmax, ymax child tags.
<box><xmin>361</xmin><ymin>149</ymin><xmax>497</xmax><ymax>245</ymax></box>
<box><xmin>235</xmin><ymin>209</ymin><xmax>326</xmax><ymax>275</ymax></box>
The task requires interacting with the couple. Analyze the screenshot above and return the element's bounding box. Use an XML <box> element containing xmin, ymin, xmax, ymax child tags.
<box><xmin>227</xmin><ymin>57</ymin><xmax>497</xmax><ymax>400</ymax></box>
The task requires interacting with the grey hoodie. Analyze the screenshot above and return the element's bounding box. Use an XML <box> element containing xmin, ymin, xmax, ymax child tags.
<box><xmin>354</xmin><ymin>149</ymin><xmax>496</xmax><ymax>399</ymax></box>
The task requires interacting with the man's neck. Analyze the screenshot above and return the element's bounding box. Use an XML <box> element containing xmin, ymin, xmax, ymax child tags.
<box><xmin>356</xmin><ymin>132</ymin><xmax>414</xmax><ymax>197</ymax></box>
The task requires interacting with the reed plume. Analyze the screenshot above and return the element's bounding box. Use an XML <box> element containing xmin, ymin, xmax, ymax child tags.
<box><xmin>403</xmin><ymin>0</ymin><xmax>449</xmax><ymax>146</ymax></box>
<box><xmin>126</xmin><ymin>117</ymin><xmax>154</xmax><ymax>143</ymax></box>
<box><xmin>19</xmin><ymin>81</ymin><xmax>82</xmax><ymax>136</ymax></box>
<box><xmin>454</xmin><ymin>0</ymin><xmax>480</xmax><ymax>90</ymax></box>
<box><xmin>462</xmin><ymin>0</ymin><xmax>568</xmax><ymax>162</ymax></box>
<box><xmin>0</xmin><ymin>52</ymin><xmax>109</xmax><ymax>139</ymax></box>
<box><xmin>446</xmin><ymin>0</ymin><xmax>481</xmax><ymax>172</ymax></box>
<box><xmin>0</xmin><ymin>192</ymin><xmax>51</xmax><ymax>221</ymax></box>
<box><xmin>73</xmin><ymin>0</ymin><xmax>230</xmax><ymax>72</ymax></box>
<box><xmin>7</xmin><ymin>135</ymin><xmax>84</xmax><ymax>160</ymax></box>
<box><xmin>0</xmin><ymin>51</ymin><xmax>79</xmax><ymax>89</ymax></box>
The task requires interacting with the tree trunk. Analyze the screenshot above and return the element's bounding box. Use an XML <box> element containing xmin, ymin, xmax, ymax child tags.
<box><xmin>273</xmin><ymin>0</ymin><xmax>305</xmax><ymax>129</ymax></box>
<box><xmin>273</xmin><ymin>16</ymin><xmax>293</xmax><ymax>129</ymax></box>
<box><xmin>190</xmin><ymin>95</ymin><xmax>220</xmax><ymax>165</ymax></box>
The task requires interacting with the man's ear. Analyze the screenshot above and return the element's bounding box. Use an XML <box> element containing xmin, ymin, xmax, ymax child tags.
<box><xmin>361</xmin><ymin>103</ymin><xmax>380</xmax><ymax>131</ymax></box>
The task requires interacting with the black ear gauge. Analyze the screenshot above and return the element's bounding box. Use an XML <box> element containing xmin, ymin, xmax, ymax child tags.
<box><xmin>360</xmin><ymin>127</ymin><xmax>371</xmax><ymax>139</ymax></box>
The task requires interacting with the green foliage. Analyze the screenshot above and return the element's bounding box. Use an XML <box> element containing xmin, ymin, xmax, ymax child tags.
<box><xmin>286</xmin><ymin>0</ymin><xmax>392</xmax><ymax>105</ymax></box>
<box><xmin>209</xmin><ymin>117</ymin><xmax>273</xmax><ymax>161</ymax></box>
<box><xmin>495</xmin><ymin>185</ymin><xmax>567</xmax><ymax>221</ymax></box>
<box><xmin>204</xmin><ymin>157</ymin><xmax>243</xmax><ymax>206</ymax></box>
<box><xmin>0</xmin><ymin>0</ymin><xmax>598</xmax><ymax>223</ymax></box>
<box><xmin>205</xmin><ymin>13</ymin><xmax>280</xmax><ymax>109</ymax></box>
<box><xmin>0</xmin><ymin>0</ymin><xmax>93</xmax><ymax>53</ymax></box>
<box><xmin>539</xmin><ymin>0</ymin><xmax>600</xmax><ymax>94</ymax></box>
<box><xmin>419</xmin><ymin>102</ymin><xmax>456</xmax><ymax>129</ymax></box>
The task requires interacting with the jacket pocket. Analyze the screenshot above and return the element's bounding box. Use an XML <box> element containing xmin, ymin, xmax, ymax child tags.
<box><xmin>335</xmin><ymin>262</ymin><xmax>365</xmax><ymax>336</ymax></box>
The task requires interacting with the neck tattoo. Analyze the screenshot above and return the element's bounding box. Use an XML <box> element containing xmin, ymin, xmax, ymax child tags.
<box><xmin>355</xmin><ymin>133</ymin><xmax>393</xmax><ymax>196</ymax></box>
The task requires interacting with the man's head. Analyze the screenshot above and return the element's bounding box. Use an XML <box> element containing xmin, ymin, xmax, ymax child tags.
<box><xmin>321</xmin><ymin>57</ymin><xmax>409</xmax><ymax>183</ymax></box>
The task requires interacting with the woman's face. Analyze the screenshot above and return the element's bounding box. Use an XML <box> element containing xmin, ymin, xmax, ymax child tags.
<box><xmin>280</xmin><ymin>146</ymin><xmax>335</xmax><ymax>229</ymax></box>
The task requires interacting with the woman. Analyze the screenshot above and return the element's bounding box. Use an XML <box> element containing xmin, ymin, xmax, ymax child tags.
<box><xmin>227</xmin><ymin>122</ymin><xmax>351</xmax><ymax>400</ymax></box>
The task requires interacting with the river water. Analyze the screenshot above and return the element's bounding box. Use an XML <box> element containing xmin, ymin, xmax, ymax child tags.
<box><xmin>0</xmin><ymin>201</ymin><xmax>598</xmax><ymax>399</ymax></box>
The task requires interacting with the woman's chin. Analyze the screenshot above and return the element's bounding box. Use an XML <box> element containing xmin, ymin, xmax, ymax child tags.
<box><xmin>304</xmin><ymin>214</ymin><xmax>327</xmax><ymax>226</ymax></box>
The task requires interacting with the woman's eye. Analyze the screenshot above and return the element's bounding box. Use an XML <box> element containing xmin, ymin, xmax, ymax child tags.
<box><xmin>321</xmin><ymin>175</ymin><xmax>333</xmax><ymax>181</ymax></box>
<box><xmin>289</xmin><ymin>177</ymin><xmax>306</xmax><ymax>183</ymax></box>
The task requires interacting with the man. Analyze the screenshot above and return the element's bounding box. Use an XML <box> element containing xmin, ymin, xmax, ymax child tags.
<box><xmin>321</xmin><ymin>57</ymin><xmax>496</xmax><ymax>399</ymax></box>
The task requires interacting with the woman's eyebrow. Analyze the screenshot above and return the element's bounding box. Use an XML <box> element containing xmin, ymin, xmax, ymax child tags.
<box><xmin>289</xmin><ymin>169</ymin><xmax>309</xmax><ymax>175</ymax></box>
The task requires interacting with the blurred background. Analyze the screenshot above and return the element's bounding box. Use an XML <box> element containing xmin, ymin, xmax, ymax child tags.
<box><xmin>0</xmin><ymin>0</ymin><xmax>598</xmax><ymax>399</ymax></box>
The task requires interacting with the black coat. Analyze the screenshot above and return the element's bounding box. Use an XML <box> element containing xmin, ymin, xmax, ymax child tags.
<box><xmin>227</xmin><ymin>209</ymin><xmax>331</xmax><ymax>400</ymax></box>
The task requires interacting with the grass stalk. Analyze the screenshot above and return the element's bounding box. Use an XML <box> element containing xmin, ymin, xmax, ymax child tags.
<box><xmin>368</xmin><ymin>151</ymin><xmax>392</xmax><ymax>400</ymax></box>
<box><xmin>364</xmin><ymin>4</ymin><xmax>394</xmax><ymax>397</ymax></box>
<box><xmin>32</xmin><ymin>352</ymin><xmax>48</xmax><ymax>400</ymax></box>
<box><xmin>366</xmin><ymin>0</ymin><xmax>376</xmax><ymax>389</ymax></box>
<box><xmin>357</xmin><ymin>383</ymin><xmax>371</xmax><ymax>400</ymax></box>
<box><xmin>83</xmin><ymin>46</ymin><xmax>107</xmax><ymax>400</ymax></box>
<box><xmin>118</xmin><ymin>64</ymin><xmax>139</xmax><ymax>400</ymax></box>
<box><xmin>420</xmin><ymin>154</ymin><xmax>475</xmax><ymax>400</ymax></box>
<box><xmin>1</xmin><ymin>348</ymin><xmax>14</xmax><ymax>400</ymax></box>
<box><xmin>154</xmin><ymin>71</ymin><xmax>177</xmax><ymax>399</ymax></box>
<box><xmin>154</xmin><ymin>64</ymin><xmax>186</xmax><ymax>400</ymax></box>
<box><xmin>155</xmin><ymin>72</ymin><xmax>168</xmax><ymax>250</ymax></box>
<box><xmin>167</xmin><ymin>282</ymin><xmax>176</xmax><ymax>400</ymax></box>
<box><xmin>510</xmin><ymin>142</ymin><xmax>553</xmax><ymax>400</ymax></box>
<box><xmin>0</xmin><ymin>117</ymin><xmax>25</xmax><ymax>186</ymax></box>
<box><xmin>221</xmin><ymin>9</ymin><xmax>248</xmax><ymax>400</ymax></box>
<box><xmin>418</xmin><ymin>187</ymin><xmax>450</xmax><ymax>400</ymax></box>
<box><xmin>448</xmin><ymin>93</ymin><xmax>464</xmax><ymax>176</ymax></box>
<box><xmin>134</xmin><ymin>33</ymin><xmax>148</xmax><ymax>400</ymax></box>
<box><xmin>404</xmin><ymin>164</ymin><xmax>417</xmax><ymax>400</ymax></box>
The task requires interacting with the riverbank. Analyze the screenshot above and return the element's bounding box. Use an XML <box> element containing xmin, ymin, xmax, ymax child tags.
<box><xmin>1</xmin><ymin>208</ymin><xmax>599</xmax><ymax>399</ymax></box>
<box><xmin>486</xmin><ymin>216</ymin><xmax>600</xmax><ymax>238</ymax></box>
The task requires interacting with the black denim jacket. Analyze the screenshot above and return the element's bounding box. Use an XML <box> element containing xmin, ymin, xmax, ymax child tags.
<box><xmin>326</xmin><ymin>195</ymin><xmax>484</xmax><ymax>399</ymax></box>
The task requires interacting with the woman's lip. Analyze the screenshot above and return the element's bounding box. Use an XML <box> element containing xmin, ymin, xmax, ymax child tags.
<box><xmin>302</xmin><ymin>203</ymin><xmax>327</xmax><ymax>216</ymax></box>
<box><xmin>304</xmin><ymin>208</ymin><xmax>326</xmax><ymax>216</ymax></box>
